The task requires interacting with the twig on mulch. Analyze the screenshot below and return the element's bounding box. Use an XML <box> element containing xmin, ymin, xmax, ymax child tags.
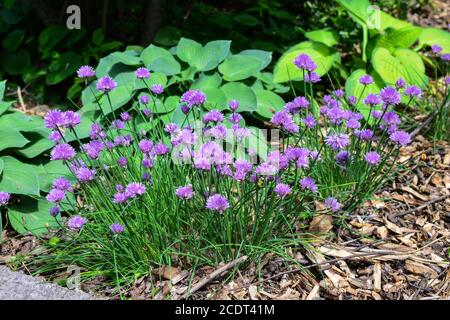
<box><xmin>410</xmin><ymin>113</ymin><xmax>434</xmax><ymax>138</ymax></box>
<box><xmin>17</xmin><ymin>87</ymin><xmax>26</xmax><ymax>112</ymax></box>
<box><xmin>183</xmin><ymin>255</ymin><xmax>248</xmax><ymax>299</ymax></box>
<box><xmin>389</xmin><ymin>193</ymin><xmax>450</xmax><ymax>219</ymax></box>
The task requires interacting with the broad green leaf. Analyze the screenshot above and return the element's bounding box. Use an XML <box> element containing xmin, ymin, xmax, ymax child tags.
<box><xmin>253</xmin><ymin>90</ymin><xmax>285</xmax><ymax>119</ymax></box>
<box><xmin>0</xmin><ymin>80</ymin><xmax>6</xmax><ymax>99</ymax></box>
<box><xmin>8</xmin><ymin>197</ymin><xmax>61</xmax><ymax>235</ymax></box>
<box><xmin>190</xmin><ymin>40</ymin><xmax>231</xmax><ymax>72</ymax></box>
<box><xmin>38</xmin><ymin>25</ymin><xmax>68</xmax><ymax>52</ymax></box>
<box><xmin>0</xmin><ymin>156</ymin><xmax>39</xmax><ymax>196</ymax></box>
<box><xmin>2</xmin><ymin>29</ymin><xmax>24</xmax><ymax>51</ymax></box>
<box><xmin>0</xmin><ymin>159</ymin><xmax>3</xmax><ymax>175</ymax></box>
<box><xmin>376</xmin><ymin>26</ymin><xmax>422</xmax><ymax>49</ymax></box>
<box><xmin>336</xmin><ymin>0</ymin><xmax>371</xmax><ymax>26</ymax></box>
<box><xmin>96</xmin><ymin>51</ymin><xmax>140</xmax><ymax>77</ymax></box>
<box><xmin>46</xmin><ymin>51</ymin><xmax>82</xmax><ymax>85</ymax></box>
<box><xmin>378</xmin><ymin>11</ymin><xmax>412</xmax><ymax>31</ymax></box>
<box><xmin>176</xmin><ymin>38</ymin><xmax>203</xmax><ymax>64</ymax></box>
<box><xmin>141</xmin><ymin>44</ymin><xmax>181</xmax><ymax>75</ymax></box>
<box><xmin>110</xmin><ymin>51</ymin><xmax>141</xmax><ymax>66</ymax></box>
<box><xmin>417</xmin><ymin>28</ymin><xmax>450</xmax><ymax>54</ymax></box>
<box><xmin>0</xmin><ymin>101</ymin><xmax>12</xmax><ymax>116</ymax></box>
<box><xmin>0</xmin><ymin>111</ymin><xmax>47</xmax><ymax>133</ymax></box>
<box><xmin>221</xmin><ymin>82</ymin><xmax>257</xmax><ymax>112</ymax></box>
<box><xmin>90</xmin><ymin>85</ymin><xmax>134</xmax><ymax>116</ymax></box>
<box><xmin>15</xmin><ymin>136</ymin><xmax>53</xmax><ymax>158</ymax></box>
<box><xmin>203</xmin><ymin>88</ymin><xmax>227</xmax><ymax>111</ymax></box>
<box><xmin>218</xmin><ymin>55</ymin><xmax>262</xmax><ymax>81</ymax></box>
<box><xmin>273</xmin><ymin>41</ymin><xmax>339</xmax><ymax>83</ymax></box>
<box><xmin>0</xmin><ymin>129</ymin><xmax>29</xmax><ymax>151</ymax></box>
<box><xmin>154</xmin><ymin>26</ymin><xmax>181</xmax><ymax>46</ymax></box>
<box><xmin>239</xmin><ymin>49</ymin><xmax>272</xmax><ymax>70</ymax></box>
<box><xmin>372</xmin><ymin>47</ymin><xmax>428</xmax><ymax>88</ymax></box>
<box><xmin>191</xmin><ymin>73</ymin><xmax>222</xmax><ymax>90</ymax></box>
<box><xmin>37</xmin><ymin>160</ymin><xmax>74</xmax><ymax>193</ymax></box>
<box><xmin>344</xmin><ymin>69</ymin><xmax>384</xmax><ymax>120</ymax></box>
<box><xmin>305</xmin><ymin>28</ymin><xmax>340</xmax><ymax>47</ymax></box>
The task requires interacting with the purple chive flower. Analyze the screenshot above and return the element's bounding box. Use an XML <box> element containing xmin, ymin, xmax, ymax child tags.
<box><xmin>181</xmin><ymin>104</ymin><xmax>190</xmax><ymax>114</ymax></box>
<box><xmin>89</xmin><ymin>123</ymin><xmax>103</xmax><ymax>139</ymax></box>
<box><xmin>116</xmin><ymin>184</ymin><xmax>124</xmax><ymax>192</ymax></box>
<box><xmin>142</xmin><ymin>157</ymin><xmax>153</xmax><ymax>168</ymax></box>
<box><xmin>181</xmin><ymin>89</ymin><xmax>206</xmax><ymax>107</ymax></box>
<box><xmin>325</xmin><ymin>196</ymin><xmax>341</xmax><ymax>212</ymax></box>
<box><xmin>142</xmin><ymin>173</ymin><xmax>153</xmax><ymax>183</ymax></box>
<box><xmin>380</xmin><ymin>86</ymin><xmax>401</xmax><ymax>105</ymax></box>
<box><xmin>82</xmin><ymin>140</ymin><xmax>104</xmax><ymax>159</ymax></box>
<box><xmin>110</xmin><ymin>223</ymin><xmax>125</xmax><ymax>234</ymax></box>
<box><xmin>175</xmin><ymin>185</ymin><xmax>194</xmax><ymax>200</ymax></box>
<box><xmin>348</xmin><ymin>95</ymin><xmax>357</xmax><ymax>105</ymax></box>
<box><xmin>44</xmin><ymin>110</ymin><xmax>65</xmax><ymax>129</ymax></box>
<box><xmin>203</xmin><ymin>109</ymin><xmax>224</xmax><ymax>124</ymax></box>
<box><xmin>293</xmin><ymin>53</ymin><xmax>317</xmax><ymax>71</ymax></box>
<box><xmin>431</xmin><ymin>44</ymin><xmax>442</xmax><ymax>54</ymax></box>
<box><xmin>404</xmin><ymin>85</ymin><xmax>422</xmax><ymax>98</ymax></box>
<box><xmin>274</xmin><ymin>183</ymin><xmax>292</xmax><ymax>198</ymax></box>
<box><xmin>334</xmin><ymin>89</ymin><xmax>345</xmax><ymax>98</ymax></box>
<box><xmin>382</xmin><ymin>111</ymin><xmax>401</xmax><ymax>126</ymax></box>
<box><xmin>371</xmin><ymin>110</ymin><xmax>383</xmax><ymax>119</ymax></box>
<box><xmin>50</xmin><ymin>143</ymin><xmax>76</xmax><ymax>161</ymax></box>
<box><xmin>165</xmin><ymin>123</ymin><xmax>179</xmax><ymax>134</ymax></box>
<box><xmin>325</xmin><ymin>133</ymin><xmax>350</xmax><ymax>151</ymax></box>
<box><xmin>301</xmin><ymin>115</ymin><xmax>316</xmax><ymax>128</ymax></box>
<box><xmin>206</xmin><ymin>194</ymin><xmax>229</xmax><ymax>213</ymax></box>
<box><xmin>363</xmin><ymin>94</ymin><xmax>382</xmax><ymax>106</ymax></box>
<box><xmin>142</xmin><ymin>108</ymin><xmax>152</xmax><ymax>118</ymax></box>
<box><xmin>125</xmin><ymin>182</ymin><xmax>146</xmax><ymax>198</ymax></box>
<box><xmin>359</xmin><ymin>74</ymin><xmax>373</xmax><ymax>85</ymax></box>
<box><xmin>120</xmin><ymin>112</ymin><xmax>130</xmax><ymax>122</ymax></box>
<box><xmin>113</xmin><ymin>192</ymin><xmax>128</xmax><ymax>204</ymax></box>
<box><xmin>154</xmin><ymin>142</ymin><xmax>170</xmax><ymax>155</ymax></box>
<box><xmin>140</xmin><ymin>95</ymin><xmax>150</xmax><ymax>104</ymax></box>
<box><xmin>96</xmin><ymin>76</ymin><xmax>117</xmax><ymax>92</ymax></box>
<box><xmin>444</xmin><ymin>77</ymin><xmax>450</xmax><ymax>86</ymax></box>
<box><xmin>139</xmin><ymin>139</ymin><xmax>153</xmax><ymax>154</ymax></box>
<box><xmin>77</xmin><ymin>65</ymin><xmax>95</xmax><ymax>79</ymax></box>
<box><xmin>150</xmin><ymin>84</ymin><xmax>164</xmax><ymax>95</ymax></box>
<box><xmin>49</xmin><ymin>131</ymin><xmax>63</xmax><ymax>143</ymax></box>
<box><xmin>52</xmin><ymin>177</ymin><xmax>72</xmax><ymax>192</ymax></box>
<box><xmin>135</xmin><ymin>67</ymin><xmax>151</xmax><ymax>79</ymax></box>
<box><xmin>395</xmin><ymin>78</ymin><xmax>406</xmax><ymax>89</ymax></box>
<box><xmin>0</xmin><ymin>192</ymin><xmax>11</xmax><ymax>206</ymax></box>
<box><xmin>355</xmin><ymin>129</ymin><xmax>374</xmax><ymax>141</ymax></box>
<box><xmin>49</xmin><ymin>206</ymin><xmax>60</xmax><ymax>217</ymax></box>
<box><xmin>229</xmin><ymin>100</ymin><xmax>239</xmax><ymax>111</ymax></box>
<box><xmin>299</xmin><ymin>177</ymin><xmax>318</xmax><ymax>193</ymax></box>
<box><xmin>304</xmin><ymin>71</ymin><xmax>321</xmax><ymax>83</ymax></box>
<box><xmin>271</xmin><ymin>111</ymin><xmax>299</xmax><ymax>133</ymax></box>
<box><xmin>390</xmin><ymin>130</ymin><xmax>411</xmax><ymax>146</ymax></box>
<box><xmin>118</xmin><ymin>156</ymin><xmax>127</xmax><ymax>167</ymax></box>
<box><xmin>346</xmin><ymin>118</ymin><xmax>361</xmax><ymax>129</ymax></box>
<box><xmin>229</xmin><ymin>113</ymin><xmax>243</xmax><ymax>124</ymax></box>
<box><xmin>111</xmin><ymin>119</ymin><xmax>125</xmax><ymax>130</ymax></box>
<box><xmin>75</xmin><ymin>167</ymin><xmax>96</xmax><ymax>182</ymax></box>
<box><xmin>442</xmin><ymin>53</ymin><xmax>450</xmax><ymax>61</ymax></box>
<box><xmin>67</xmin><ymin>216</ymin><xmax>87</xmax><ymax>231</ymax></box>
<box><xmin>46</xmin><ymin>189</ymin><xmax>65</xmax><ymax>203</ymax></box>
<box><xmin>336</xmin><ymin>150</ymin><xmax>350</xmax><ymax>165</ymax></box>
<box><xmin>63</xmin><ymin>111</ymin><xmax>81</xmax><ymax>128</ymax></box>
<box><xmin>365</xmin><ymin>151</ymin><xmax>381</xmax><ymax>165</ymax></box>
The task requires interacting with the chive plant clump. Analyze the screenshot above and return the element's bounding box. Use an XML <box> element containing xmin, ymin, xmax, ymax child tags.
<box><xmin>2</xmin><ymin>54</ymin><xmax>417</xmax><ymax>289</ymax></box>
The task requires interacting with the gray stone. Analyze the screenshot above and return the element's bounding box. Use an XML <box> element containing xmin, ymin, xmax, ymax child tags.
<box><xmin>0</xmin><ymin>266</ymin><xmax>95</xmax><ymax>300</ymax></box>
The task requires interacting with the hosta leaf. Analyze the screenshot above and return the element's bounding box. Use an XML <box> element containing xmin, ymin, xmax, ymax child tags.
<box><xmin>15</xmin><ymin>135</ymin><xmax>53</xmax><ymax>158</ymax></box>
<box><xmin>37</xmin><ymin>160</ymin><xmax>74</xmax><ymax>193</ymax></box>
<box><xmin>141</xmin><ymin>44</ymin><xmax>180</xmax><ymax>75</ymax></box>
<box><xmin>305</xmin><ymin>28</ymin><xmax>340</xmax><ymax>47</ymax></box>
<box><xmin>376</xmin><ymin>27</ymin><xmax>422</xmax><ymax>49</ymax></box>
<box><xmin>372</xmin><ymin>47</ymin><xmax>428</xmax><ymax>88</ymax></box>
<box><xmin>191</xmin><ymin>73</ymin><xmax>222</xmax><ymax>90</ymax></box>
<box><xmin>221</xmin><ymin>82</ymin><xmax>257</xmax><ymax>112</ymax></box>
<box><xmin>253</xmin><ymin>89</ymin><xmax>285</xmax><ymax>119</ymax></box>
<box><xmin>203</xmin><ymin>87</ymin><xmax>227</xmax><ymax>111</ymax></box>
<box><xmin>218</xmin><ymin>55</ymin><xmax>262</xmax><ymax>81</ymax></box>
<box><xmin>176</xmin><ymin>38</ymin><xmax>203</xmax><ymax>63</ymax></box>
<box><xmin>378</xmin><ymin>11</ymin><xmax>412</xmax><ymax>31</ymax></box>
<box><xmin>0</xmin><ymin>129</ymin><xmax>29</xmax><ymax>151</ymax></box>
<box><xmin>8</xmin><ymin>197</ymin><xmax>61</xmax><ymax>235</ymax></box>
<box><xmin>239</xmin><ymin>49</ymin><xmax>272</xmax><ymax>70</ymax></box>
<box><xmin>190</xmin><ymin>40</ymin><xmax>231</xmax><ymax>72</ymax></box>
<box><xmin>0</xmin><ymin>156</ymin><xmax>39</xmax><ymax>196</ymax></box>
<box><xmin>417</xmin><ymin>28</ymin><xmax>450</xmax><ymax>54</ymax></box>
<box><xmin>336</xmin><ymin>0</ymin><xmax>371</xmax><ymax>26</ymax></box>
<box><xmin>46</xmin><ymin>51</ymin><xmax>82</xmax><ymax>85</ymax></box>
<box><xmin>273</xmin><ymin>41</ymin><xmax>339</xmax><ymax>83</ymax></box>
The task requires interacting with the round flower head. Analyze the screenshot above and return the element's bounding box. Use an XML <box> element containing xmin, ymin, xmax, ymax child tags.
<box><xmin>46</xmin><ymin>189</ymin><xmax>65</xmax><ymax>203</ymax></box>
<box><xmin>49</xmin><ymin>206</ymin><xmax>60</xmax><ymax>217</ymax></box>
<box><xmin>363</xmin><ymin>94</ymin><xmax>382</xmax><ymax>106</ymax></box>
<box><xmin>301</xmin><ymin>115</ymin><xmax>316</xmax><ymax>129</ymax></box>
<box><xmin>334</xmin><ymin>89</ymin><xmax>345</xmax><ymax>98</ymax></box>
<box><xmin>110</xmin><ymin>223</ymin><xmax>125</xmax><ymax>234</ymax></box>
<box><xmin>165</xmin><ymin>123</ymin><xmax>179</xmax><ymax>134</ymax></box>
<box><xmin>49</xmin><ymin>131</ymin><xmax>63</xmax><ymax>143</ymax></box>
<box><xmin>229</xmin><ymin>113</ymin><xmax>243</xmax><ymax>124</ymax></box>
<box><xmin>355</xmin><ymin>129</ymin><xmax>374</xmax><ymax>141</ymax></box>
<box><xmin>390</xmin><ymin>130</ymin><xmax>411</xmax><ymax>146</ymax></box>
<box><xmin>118</xmin><ymin>156</ymin><xmax>127</xmax><ymax>167</ymax></box>
<box><xmin>431</xmin><ymin>44</ymin><xmax>442</xmax><ymax>54</ymax></box>
<box><xmin>113</xmin><ymin>192</ymin><xmax>128</xmax><ymax>204</ymax></box>
<box><xmin>445</xmin><ymin>77</ymin><xmax>450</xmax><ymax>86</ymax></box>
<box><xmin>181</xmin><ymin>89</ymin><xmax>206</xmax><ymax>107</ymax></box>
<box><xmin>154</xmin><ymin>142</ymin><xmax>170</xmax><ymax>155</ymax></box>
<box><xmin>142</xmin><ymin>108</ymin><xmax>152</xmax><ymax>117</ymax></box>
<box><xmin>348</xmin><ymin>95</ymin><xmax>357</xmax><ymax>106</ymax></box>
<box><xmin>120</xmin><ymin>112</ymin><xmax>130</xmax><ymax>122</ymax></box>
<box><xmin>380</xmin><ymin>86</ymin><xmax>401</xmax><ymax>105</ymax></box>
<box><xmin>75</xmin><ymin>167</ymin><xmax>96</xmax><ymax>182</ymax></box>
<box><xmin>44</xmin><ymin>110</ymin><xmax>65</xmax><ymax>129</ymax></box>
<box><xmin>125</xmin><ymin>182</ymin><xmax>146</xmax><ymax>198</ymax></box>
<box><xmin>336</xmin><ymin>150</ymin><xmax>350</xmax><ymax>165</ymax></box>
<box><xmin>139</xmin><ymin>139</ymin><xmax>153</xmax><ymax>154</ymax></box>
<box><xmin>293</xmin><ymin>53</ymin><xmax>317</xmax><ymax>71</ymax></box>
<box><xmin>0</xmin><ymin>192</ymin><xmax>11</xmax><ymax>206</ymax></box>
<box><xmin>395</xmin><ymin>78</ymin><xmax>406</xmax><ymax>89</ymax></box>
<box><xmin>67</xmin><ymin>216</ymin><xmax>87</xmax><ymax>231</ymax></box>
<box><xmin>63</xmin><ymin>111</ymin><xmax>81</xmax><ymax>128</ymax></box>
<box><xmin>304</xmin><ymin>71</ymin><xmax>321</xmax><ymax>83</ymax></box>
<box><xmin>442</xmin><ymin>53</ymin><xmax>450</xmax><ymax>61</ymax></box>
<box><xmin>203</xmin><ymin>109</ymin><xmax>224</xmax><ymax>124</ymax></box>
<box><xmin>52</xmin><ymin>177</ymin><xmax>72</xmax><ymax>192</ymax></box>
<box><xmin>150</xmin><ymin>84</ymin><xmax>164</xmax><ymax>95</ymax></box>
<box><xmin>299</xmin><ymin>177</ymin><xmax>318</xmax><ymax>193</ymax></box>
<box><xmin>325</xmin><ymin>133</ymin><xmax>350</xmax><ymax>151</ymax></box>
<box><xmin>135</xmin><ymin>67</ymin><xmax>150</xmax><ymax>79</ymax></box>
<box><xmin>229</xmin><ymin>100</ymin><xmax>239</xmax><ymax>111</ymax></box>
<box><xmin>175</xmin><ymin>185</ymin><xmax>194</xmax><ymax>200</ymax></box>
<box><xmin>50</xmin><ymin>143</ymin><xmax>76</xmax><ymax>161</ymax></box>
<box><xmin>96</xmin><ymin>76</ymin><xmax>117</xmax><ymax>92</ymax></box>
<box><xmin>359</xmin><ymin>74</ymin><xmax>373</xmax><ymax>85</ymax></box>
<box><xmin>365</xmin><ymin>151</ymin><xmax>381</xmax><ymax>166</ymax></box>
<box><xmin>206</xmin><ymin>194</ymin><xmax>229</xmax><ymax>213</ymax></box>
<box><xmin>140</xmin><ymin>95</ymin><xmax>150</xmax><ymax>104</ymax></box>
<box><xmin>325</xmin><ymin>196</ymin><xmax>341</xmax><ymax>212</ymax></box>
<box><xmin>403</xmin><ymin>85</ymin><xmax>422</xmax><ymax>98</ymax></box>
<box><xmin>274</xmin><ymin>183</ymin><xmax>292</xmax><ymax>198</ymax></box>
<box><xmin>77</xmin><ymin>65</ymin><xmax>95</xmax><ymax>79</ymax></box>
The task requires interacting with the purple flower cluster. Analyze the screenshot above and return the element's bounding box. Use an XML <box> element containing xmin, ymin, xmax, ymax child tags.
<box><xmin>96</xmin><ymin>76</ymin><xmax>117</xmax><ymax>92</ymax></box>
<box><xmin>44</xmin><ymin>110</ymin><xmax>81</xmax><ymax>129</ymax></box>
<box><xmin>0</xmin><ymin>192</ymin><xmax>11</xmax><ymax>206</ymax></box>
